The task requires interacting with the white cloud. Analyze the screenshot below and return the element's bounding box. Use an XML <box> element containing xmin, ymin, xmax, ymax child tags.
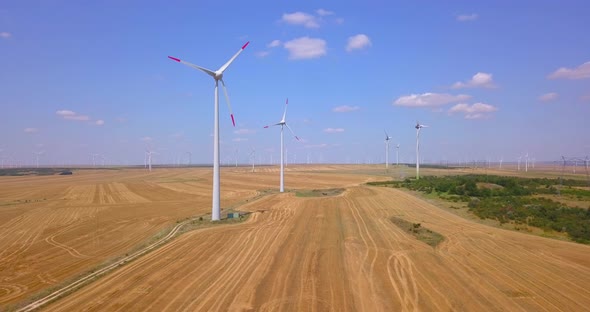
<box><xmin>234</xmin><ymin>128</ymin><xmax>256</xmax><ymax>135</ymax></box>
<box><xmin>538</xmin><ymin>92</ymin><xmax>558</xmax><ymax>102</ymax></box>
<box><xmin>335</xmin><ymin>18</ymin><xmax>345</xmax><ymax>24</ymax></box>
<box><xmin>456</xmin><ymin>14</ymin><xmax>478</xmax><ymax>21</ymax></box>
<box><xmin>284</xmin><ymin>37</ymin><xmax>327</xmax><ymax>60</ymax></box>
<box><xmin>332</xmin><ymin>105</ymin><xmax>360</xmax><ymax>112</ymax></box>
<box><xmin>282</xmin><ymin>12</ymin><xmax>319</xmax><ymax>28</ymax></box>
<box><xmin>547</xmin><ymin>61</ymin><xmax>590</xmax><ymax>80</ymax></box>
<box><xmin>324</xmin><ymin>128</ymin><xmax>344</xmax><ymax>133</ymax></box>
<box><xmin>95</xmin><ymin>119</ymin><xmax>105</xmax><ymax>126</ymax></box>
<box><xmin>316</xmin><ymin>9</ymin><xmax>334</xmax><ymax>16</ymax></box>
<box><xmin>346</xmin><ymin>34</ymin><xmax>371</xmax><ymax>52</ymax></box>
<box><xmin>0</xmin><ymin>32</ymin><xmax>11</xmax><ymax>39</ymax></box>
<box><xmin>56</xmin><ymin>109</ymin><xmax>90</xmax><ymax>121</ymax></box>
<box><xmin>255</xmin><ymin>51</ymin><xmax>270</xmax><ymax>58</ymax></box>
<box><xmin>452</xmin><ymin>72</ymin><xmax>496</xmax><ymax>89</ymax></box>
<box><xmin>267</xmin><ymin>40</ymin><xmax>281</xmax><ymax>48</ymax></box>
<box><xmin>449</xmin><ymin>102</ymin><xmax>498</xmax><ymax>119</ymax></box>
<box><xmin>24</xmin><ymin>127</ymin><xmax>38</xmax><ymax>133</ymax></box>
<box><xmin>141</xmin><ymin>136</ymin><xmax>153</xmax><ymax>142</ymax></box>
<box><xmin>232</xmin><ymin>138</ymin><xmax>248</xmax><ymax>142</ymax></box>
<box><xmin>394</xmin><ymin>93</ymin><xmax>471</xmax><ymax>107</ymax></box>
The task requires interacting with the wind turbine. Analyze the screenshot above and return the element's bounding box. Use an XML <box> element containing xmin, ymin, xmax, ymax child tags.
<box><xmin>384</xmin><ymin>130</ymin><xmax>392</xmax><ymax>169</ymax></box>
<box><xmin>33</xmin><ymin>151</ymin><xmax>44</xmax><ymax>168</ymax></box>
<box><xmin>396</xmin><ymin>144</ymin><xmax>400</xmax><ymax>166</ymax></box>
<box><xmin>169</xmin><ymin>41</ymin><xmax>249</xmax><ymax>221</ymax></box>
<box><xmin>186</xmin><ymin>151</ymin><xmax>192</xmax><ymax>166</ymax></box>
<box><xmin>415</xmin><ymin>121</ymin><xmax>428</xmax><ymax>180</ymax></box>
<box><xmin>145</xmin><ymin>149</ymin><xmax>157</xmax><ymax>172</ymax></box>
<box><xmin>525</xmin><ymin>152</ymin><xmax>529</xmax><ymax>172</ymax></box>
<box><xmin>517</xmin><ymin>155</ymin><xmax>522</xmax><ymax>171</ymax></box>
<box><xmin>248</xmin><ymin>146</ymin><xmax>256</xmax><ymax>172</ymax></box>
<box><xmin>264</xmin><ymin>98</ymin><xmax>300</xmax><ymax>192</ymax></box>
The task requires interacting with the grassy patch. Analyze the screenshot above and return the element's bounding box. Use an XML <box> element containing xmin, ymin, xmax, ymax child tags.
<box><xmin>390</xmin><ymin>217</ymin><xmax>444</xmax><ymax>247</ymax></box>
<box><xmin>295</xmin><ymin>188</ymin><xmax>345</xmax><ymax>197</ymax></box>
<box><xmin>370</xmin><ymin>175</ymin><xmax>590</xmax><ymax>244</ymax></box>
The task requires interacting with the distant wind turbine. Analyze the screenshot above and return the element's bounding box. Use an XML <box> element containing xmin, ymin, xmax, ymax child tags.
<box><xmin>33</xmin><ymin>151</ymin><xmax>44</xmax><ymax>168</ymax></box>
<box><xmin>264</xmin><ymin>98</ymin><xmax>300</xmax><ymax>192</ymax></box>
<box><xmin>145</xmin><ymin>149</ymin><xmax>157</xmax><ymax>172</ymax></box>
<box><xmin>168</xmin><ymin>41</ymin><xmax>249</xmax><ymax>221</ymax></box>
<box><xmin>396</xmin><ymin>143</ymin><xmax>400</xmax><ymax>166</ymax></box>
<box><xmin>186</xmin><ymin>151</ymin><xmax>192</xmax><ymax>166</ymax></box>
<box><xmin>248</xmin><ymin>146</ymin><xmax>256</xmax><ymax>172</ymax></box>
<box><xmin>415</xmin><ymin>121</ymin><xmax>429</xmax><ymax>180</ymax></box>
<box><xmin>384</xmin><ymin>130</ymin><xmax>392</xmax><ymax>169</ymax></box>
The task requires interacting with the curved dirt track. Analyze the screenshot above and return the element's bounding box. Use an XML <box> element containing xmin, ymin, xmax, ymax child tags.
<box><xmin>44</xmin><ymin>185</ymin><xmax>590</xmax><ymax>311</ymax></box>
<box><xmin>0</xmin><ymin>165</ymin><xmax>379</xmax><ymax>307</ymax></box>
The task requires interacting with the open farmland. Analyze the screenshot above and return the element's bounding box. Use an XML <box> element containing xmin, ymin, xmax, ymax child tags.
<box><xmin>0</xmin><ymin>165</ymin><xmax>381</xmax><ymax>308</ymax></box>
<box><xmin>15</xmin><ymin>166</ymin><xmax>586</xmax><ymax>311</ymax></box>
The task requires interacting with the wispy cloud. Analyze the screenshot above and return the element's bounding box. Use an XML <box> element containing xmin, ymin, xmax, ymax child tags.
<box><xmin>95</xmin><ymin>119</ymin><xmax>105</xmax><ymax>126</ymax></box>
<box><xmin>255</xmin><ymin>51</ymin><xmax>270</xmax><ymax>58</ymax></box>
<box><xmin>324</xmin><ymin>128</ymin><xmax>344</xmax><ymax>133</ymax></box>
<box><xmin>346</xmin><ymin>34</ymin><xmax>371</xmax><ymax>52</ymax></box>
<box><xmin>451</xmin><ymin>72</ymin><xmax>496</xmax><ymax>89</ymax></box>
<box><xmin>267</xmin><ymin>40</ymin><xmax>281</xmax><ymax>48</ymax></box>
<box><xmin>284</xmin><ymin>37</ymin><xmax>327</xmax><ymax>60</ymax></box>
<box><xmin>547</xmin><ymin>61</ymin><xmax>590</xmax><ymax>80</ymax></box>
<box><xmin>56</xmin><ymin>110</ymin><xmax>90</xmax><ymax>121</ymax></box>
<box><xmin>332</xmin><ymin>105</ymin><xmax>360</xmax><ymax>112</ymax></box>
<box><xmin>282</xmin><ymin>12</ymin><xmax>320</xmax><ymax>28</ymax></box>
<box><xmin>316</xmin><ymin>9</ymin><xmax>334</xmax><ymax>16</ymax></box>
<box><xmin>449</xmin><ymin>102</ymin><xmax>498</xmax><ymax>119</ymax></box>
<box><xmin>24</xmin><ymin>127</ymin><xmax>38</xmax><ymax>133</ymax></box>
<box><xmin>141</xmin><ymin>136</ymin><xmax>153</xmax><ymax>142</ymax></box>
<box><xmin>0</xmin><ymin>32</ymin><xmax>11</xmax><ymax>39</ymax></box>
<box><xmin>234</xmin><ymin>128</ymin><xmax>256</xmax><ymax>135</ymax></box>
<box><xmin>538</xmin><ymin>92</ymin><xmax>558</xmax><ymax>102</ymax></box>
<box><xmin>394</xmin><ymin>93</ymin><xmax>471</xmax><ymax>107</ymax></box>
<box><xmin>456</xmin><ymin>13</ymin><xmax>478</xmax><ymax>22</ymax></box>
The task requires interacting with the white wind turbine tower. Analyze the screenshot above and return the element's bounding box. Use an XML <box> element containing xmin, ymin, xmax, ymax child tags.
<box><xmin>145</xmin><ymin>149</ymin><xmax>156</xmax><ymax>172</ymax></box>
<box><xmin>248</xmin><ymin>146</ymin><xmax>256</xmax><ymax>172</ymax></box>
<box><xmin>169</xmin><ymin>41</ymin><xmax>249</xmax><ymax>221</ymax></box>
<box><xmin>384</xmin><ymin>130</ymin><xmax>392</xmax><ymax>169</ymax></box>
<box><xmin>264</xmin><ymin>98</ymin><xmax>300</xmax><ymax>192</ymax></box>
<box><xmin>415</xmin><ymin>121</ymin><xmax>428</xmax><ymax>180</ymax></box>
<box><xmin>517</xmin><ymin>155</ymin><xmax>522</xmax><ymax>171</ymax></box>
<box><xmin>186</xmin><ymin>151</ymin><xmax>192</xmax><ymax>166</ymax></box>
<box><xmin>525</xmin><ymin>152</ymin><xmax>529</xmax><ymax>172</ymax></box>
<box><xmin>33</xmin><ymin>151</ymin><xmax>44</xmax><ymax>168</ymax></box>
<box><xmin>396</xmin><ymin>143</ymin><xmax>400</xmax><ymax>166</ymax></box>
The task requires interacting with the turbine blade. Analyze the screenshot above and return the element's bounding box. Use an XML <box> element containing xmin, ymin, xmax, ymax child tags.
<box><xmin>285</xmin><ymin>123</ymin><xmax>300</xmax><ymax>141</ymax></box>
<box><xmin>168</xmin><ymin>56</ymin><xmax>216</xmax><ymax>78</ymax></box>
<box><xmin>218</xmin><ymin>41</ymin><xmax>250</xmax><ymax>73</ymax></box>
<box><xmin>220</xmin><ymin>79</ymin><xmax>235</xmax><ymax>127</ymax></box>
<box><xmin>282</xmin><ymin>98</ymin><xmax>288</xmax><ymax>122</ymax></box>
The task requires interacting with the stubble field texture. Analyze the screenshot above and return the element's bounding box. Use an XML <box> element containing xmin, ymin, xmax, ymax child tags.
<box><xmin>0</xmin><ymin>165</ymin><xmax>589</xmax><ymax>311</ymax></box>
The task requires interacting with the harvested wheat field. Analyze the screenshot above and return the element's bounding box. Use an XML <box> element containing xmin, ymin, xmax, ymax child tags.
<box><xmin>0</xmin><ymin>166</ymin><xmax>380</xmax><ymax>308</ymax></box>
<box><xmin>31</xmin><ymin>167</ymin><xmax>590</xmax><ymax>311</ymax></box>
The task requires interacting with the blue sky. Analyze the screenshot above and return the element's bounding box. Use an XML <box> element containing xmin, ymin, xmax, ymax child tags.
<box><xmin>1</xmin><ymin>0</ymin><xmax>589</xmax><ymax>166</ymax></box>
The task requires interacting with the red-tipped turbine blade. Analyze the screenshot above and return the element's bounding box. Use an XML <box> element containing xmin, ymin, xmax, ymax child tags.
<box><xmin>168</xmin><ymin>56</ymin><xmax>181</xmax><ymax>62</ymax></box>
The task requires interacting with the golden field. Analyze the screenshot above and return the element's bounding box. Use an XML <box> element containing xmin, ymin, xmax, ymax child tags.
<box><xmin>1</xmin><ymin>165</ymin><xmax>589</xmax><ymax>311</ymax></box>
